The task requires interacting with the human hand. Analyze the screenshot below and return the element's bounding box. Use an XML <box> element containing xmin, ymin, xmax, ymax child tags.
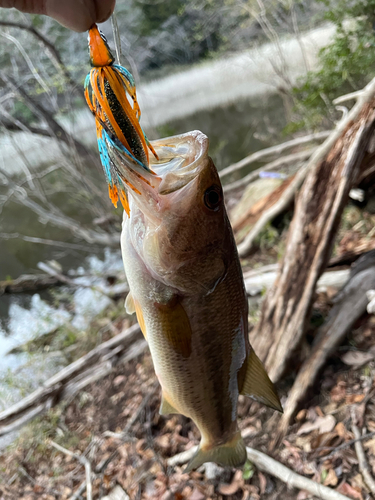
<box><xmin>0</xmin><ymin>0</ymin><xmax>116</xmax><ymax>32</ymax></box>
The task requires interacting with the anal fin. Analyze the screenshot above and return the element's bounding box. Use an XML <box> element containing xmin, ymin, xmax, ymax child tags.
<box><xmin>239</xmin><ymin>350</ymin><xmax>283</xmax><ymax>412</ymax></box>
<box><xmin>159</xmin><ymin>392</ymin><xmax>179</xmax><ymax>415</ymax></box>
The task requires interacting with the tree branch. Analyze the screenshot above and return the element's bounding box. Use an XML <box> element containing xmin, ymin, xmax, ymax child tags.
<box><xmin>0</xmin><ymin>20</ymin><xmax>80</xmax><ymax>93</ymax></box>
<box><xmin>168</xmin><ymin>446</ymin><xmax>351</xmax><ymax>500</ymax></box>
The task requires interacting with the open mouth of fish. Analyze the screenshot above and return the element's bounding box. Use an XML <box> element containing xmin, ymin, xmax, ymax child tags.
<box><xmin>109</xmin><ymin>130</ymin><xmax>209</xmax><ymax>217</ymax></box>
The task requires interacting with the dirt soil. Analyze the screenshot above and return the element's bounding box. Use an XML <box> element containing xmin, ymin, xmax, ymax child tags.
<box><xmin>2</xmin><ymin>304</ymin><xmax>375</xmax><ymax>500</ymax></box>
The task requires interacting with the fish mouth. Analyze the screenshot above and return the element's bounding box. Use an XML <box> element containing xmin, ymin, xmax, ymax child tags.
<box><xmin>113</xmin><ymin>130</ymin><xmax>209</xmax><ymax>217</ymax></box>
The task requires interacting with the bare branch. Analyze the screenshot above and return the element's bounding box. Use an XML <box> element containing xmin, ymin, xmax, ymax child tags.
<box><xmin>168</xmin><ymin>446</ymin><xmax>351</xmax><ymax>500</ymax></box>
<box><xmin>219</xmin><ymin>131</ymin><xmax>331</xmax><ymax>179</ymax></box>
<box><xmin>50</xmin><ymin>441</ymin><xmax>93</xmax><ymax>500</ymax></box>
<box><xmin>0</xmin><ymin>20</ymin><xmax>80</xmax><ymax>93</ymax></box>
<box><xmin>224</xmin><ymin>148</ymin><xmax>313</xmax><ymax>194</ymax></box>
<box><xmin>0</xmin><ymin>72</ymin><xmax>91</xmax><ymax>159</ymax></box>
<box><xmin>351</xmin><ymin>422</ymin><xmax>375</xmax><ymax>495</ymax></box>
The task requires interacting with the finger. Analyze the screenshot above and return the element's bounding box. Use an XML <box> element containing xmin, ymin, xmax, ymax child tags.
<box><xmin>0</xmin><ymin>0</ymin><xmax>116</xmax><ymax>32</ymax></box>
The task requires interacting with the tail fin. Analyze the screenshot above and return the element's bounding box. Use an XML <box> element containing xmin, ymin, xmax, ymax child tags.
<box><xmin>184</xmin><ymin>431</ymin><xmax>246</xmax><ymax>472</ymax></box>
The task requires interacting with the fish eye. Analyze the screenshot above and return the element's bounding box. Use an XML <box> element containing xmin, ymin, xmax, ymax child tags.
<box><xmin>204</xmin><ymin>185</ymin><xmax>222</xmax><ymax>211</ymax></box>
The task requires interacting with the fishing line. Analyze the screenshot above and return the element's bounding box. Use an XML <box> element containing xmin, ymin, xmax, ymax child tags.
<box><xmin>111</xmin><ymin>12</ymin><xmax>123</xmax><ymax>66</ymax></box>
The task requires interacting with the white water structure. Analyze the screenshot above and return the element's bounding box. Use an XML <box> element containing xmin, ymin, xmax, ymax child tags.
<box><xmin>0</xmin><ymin>24</ymin><xmax>335</xmax><ymax>175</ymax></box>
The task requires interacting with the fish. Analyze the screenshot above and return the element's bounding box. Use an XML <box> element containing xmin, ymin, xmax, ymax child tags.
<box><xmin>85</xmin><ymin>24</ymin><xmax>282</xmax><ymax>472</ymax></box>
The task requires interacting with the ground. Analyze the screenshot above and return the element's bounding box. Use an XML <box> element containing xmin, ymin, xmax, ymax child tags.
<box><xmin>1</xmin><ymin>306</ymin><xmax>375</xmax><ymax>500</ymax></box>
<box><xmin>1</xmin><ymin>207</ymin><xmax>375</xmax><ymax>500</ymax></box>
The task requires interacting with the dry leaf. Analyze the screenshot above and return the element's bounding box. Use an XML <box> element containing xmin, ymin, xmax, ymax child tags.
<box><xmin>296</xmin><ymin>491</ymin><xmax>312</xmax><ymax>500</ymax></box>
<box><xmin>189</xmin><ymin>488</ymin><xmax>206</xmax><ymax>500</ymax></box>
<box><xmin>335</xmin><ymin>422</ymin><xmax>347</xmax><ymax>438</ymax></box>
<box><xmin>310</xmin><ymin>430</ymin><xmax>339</xmax><ymax>450</ymax></box>
<box><xmin>218</xmin><ymin>470</ymin><xmax>244</xmax><ymax>495</ymax></box>
<box><xmin>258</xmin><ymin>472</ymin><xmax>267</xmax><ymax>494</ymax></box>
<box><xmin>364</xmin><ymin>437</ymin><xmax>375</xmax><ymax>455</ymax></box>
<box><xmin>296</xmin><ymin>409</ymin><xmax>307</xmax><ymax>422</ymax></box>
<box><xmin>331</xmin><ymin>381</ymin><xmax>347</xmax><ymax>402</ymax></box>
<box><xmin>345</xmin><ymin>394</ymin><xmax>365</xmax><ymax>405</ymax></box>
<box><xmin>341</xmin><ymin>350</ymin><xmax>375</xmax><ymax>367</ymax></box>
<box><xmin>323</xmin><ymin>468</ymin><xmax>338</xmax><ymax>486</ymax></box>
<box><xmin>297</xmin><ymin>415</ymin><xmax>336</xmax><ymax>435</ymax></box>
<box><xmin>337</xmin><ymin>482</ymin><xmax>363</xmax><ymax>500</ymax></box>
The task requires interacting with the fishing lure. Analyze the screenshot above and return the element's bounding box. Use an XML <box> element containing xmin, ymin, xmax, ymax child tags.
<box><xmin>84</xmin><ymin>24</ymin><xmax>158</xmax><ymax>215</ymax></box>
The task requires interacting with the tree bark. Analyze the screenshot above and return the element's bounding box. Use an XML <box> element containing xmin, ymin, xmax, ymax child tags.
<box><xmin>277</xmin><ymin>257</ymin><xmax>375</xmax><ymax>438</ymax></box>
<box><xmin>250</xmin><ymin>77</ymin><xmax>375</xmax><ymax>383</ymax></box>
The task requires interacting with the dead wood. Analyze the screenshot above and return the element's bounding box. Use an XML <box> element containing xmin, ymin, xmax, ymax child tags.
<box><xmin>0</xmin><ymin>274</ymin><xmax>61</xmax><ymax>295</ymax></box>
<box><xmin>249</xmin><ymin>76</ymin><xmax>375</xmax><ymax>384</ymax></box>
<box><xmin>244</xmin><ymin>267</ymin><xmax>349</xmax><ymax>296</ymax></box>
<box><xmin>0</xmin><ymin>325</ymin><xmax>144</xmax><ymax>438</ymax></box>
<box><xmin>50</xmin><ymin>441</ymin><xmax>93</xmax><ymax>500</ymax></box>
<box><xmin>277</xmin><ymin>256</ymin><xmax>375</xmax><ymax>438</ymax></box>
<box><xmin>351</xmin><ymin>421</ymin><xmax>375</xmax><ymax>495</ymax></box>
<box><xmin>168</xmin><ymin>446</ymin><xmax>351</xmax><ymax>500</ymax></box>
<box><xmin>232</xmin><ymin>175</ymin><xmax>295</xmax><ymax>236</ymax></box>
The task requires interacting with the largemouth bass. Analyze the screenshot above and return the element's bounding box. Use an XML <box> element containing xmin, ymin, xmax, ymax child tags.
<box><xmin>85</xmin><ymin>25</ymin><xmax>282</xmax><ymax>472</ymax></box>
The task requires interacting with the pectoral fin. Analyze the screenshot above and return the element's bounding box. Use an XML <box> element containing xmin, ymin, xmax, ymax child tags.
<box><xmin>156</xmin><ymin>299</ymin><xmax>192</xmax><ymax>358</ymax></box>
<box><xmin>125</xmin><ymin>292</ymin><xmax>135</xmax><ymax>314</ymax></box>
<box><xmin>159</xmin><ymin>392</ymin><xmax>179</xmax><ymax>415</ymax></box>
<box><xmin>134</xmin><ymin>300</ymin><xmax>147</xmax><ymax>340</ymax></box>
<box><xmin>239</xmin><ymin>350</ymin><xmax>282</xmax><ymax>412</ymax></box>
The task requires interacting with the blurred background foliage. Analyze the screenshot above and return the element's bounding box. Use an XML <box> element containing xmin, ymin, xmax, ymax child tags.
<box><xmin>291</xmin><ymin>0</ymin><xmax>375</xmax><ymax>131</ymax></box>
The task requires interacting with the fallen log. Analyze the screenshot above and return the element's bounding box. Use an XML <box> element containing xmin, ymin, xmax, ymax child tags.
<box><xmin>0</xmin><ymin>274</ymin><xmax>61</xmax><ymax>295</ymax></box>
<box><xmin>276</xmin><ymin>253</ymin><xmax>375</xmax><ymax>439</ymax></box>
<box><xmin>249</xmin><ymin>75</ymin><xmax>375</xmax><ymax>383</ymax></box>
<box><xmin>0</xmin><ymin>324</ymin><xmax>144</xmax><ymax>439</ymax></box>
<box><xmin>244</xmin><ymin>267</ymin><xmax>349</xmax><ymax>296</ymax></box>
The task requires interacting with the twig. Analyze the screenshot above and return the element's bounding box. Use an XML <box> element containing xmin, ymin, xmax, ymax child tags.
<box><xmin>219</xmin><ymin>131</ymin><xmax>331</xmax><ymax>179</ymax></box>
<box><xmin>224</xmin><ymin>148</ymin><xmax>314</xmax><ymax>194</ymax></box>
<box><xmin>168</xmin><ymin>446</ymin><xmax>351</xmax><ymax>500</ymax></box>
<box><xmin>50</xmin><ymin>441</ymin><xmax>93</xmax><ymax>500</ymax></box>
<box><xmin>318</xmin><ymin>431</ymin><xmax>375</xmax><ymax>462</ymax></box>
<box><xmin>351</xmin><ymin>421</ymin><xmax>375</xmax><ymax>494</ymax></box>
<box><xmin>69</xmin><ymin>480</ymin><xmax>86</xmax><ymax>500</ymax></box>
<box><xmin>333</xmin><ymin>90</ymin><xmax>364</xmax><ymax>105</ymax></box>
<box><xmin>0</xmin><ymin>325</ymin><xmax>143</xmax><ymax>437</ymax></box>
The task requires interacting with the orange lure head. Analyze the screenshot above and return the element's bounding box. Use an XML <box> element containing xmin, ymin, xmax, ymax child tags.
<box><xmin>88</xmin><ymin>24</ymin><xmax>114</xmax><ymax>67</ymax></box>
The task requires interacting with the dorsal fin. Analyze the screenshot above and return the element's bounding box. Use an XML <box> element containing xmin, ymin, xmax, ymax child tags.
<box><xmin>239</xmin><ymin>350</ymin><xmax>282</xmax><ymax>412</ymax></box>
